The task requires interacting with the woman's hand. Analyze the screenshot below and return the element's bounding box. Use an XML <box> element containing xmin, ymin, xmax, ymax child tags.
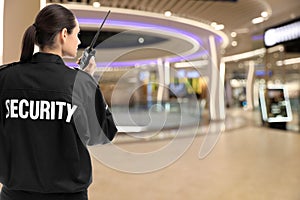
<box><xmin>83</xmin><ymin>56</ymin><xmax>96</xmax><ymax>76</ymax></box>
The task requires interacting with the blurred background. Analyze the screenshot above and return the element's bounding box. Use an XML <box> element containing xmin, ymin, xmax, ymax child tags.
<box><xmin>1</xmin><ymin>0</ymin><xmax>300</xmax><ymax>199</ymax></box>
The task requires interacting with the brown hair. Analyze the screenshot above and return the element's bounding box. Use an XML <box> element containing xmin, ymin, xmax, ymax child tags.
<box><xmin>20</xmin><ymin>4</ymin><xmax>76</xmax><ymax>62</ymax></box>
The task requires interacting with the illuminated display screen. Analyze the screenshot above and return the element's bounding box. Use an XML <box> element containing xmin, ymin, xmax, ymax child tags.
<box><xmin>259</xmin><ymin>85</ymin><xmax>293</xmax><ymax>123</ymax></box>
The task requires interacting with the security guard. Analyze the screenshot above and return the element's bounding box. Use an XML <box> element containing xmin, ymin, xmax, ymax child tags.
<box><xmin>0</xmin><ymin>4</ymin><xmax>117</xmax><ymax>200</ymax></box>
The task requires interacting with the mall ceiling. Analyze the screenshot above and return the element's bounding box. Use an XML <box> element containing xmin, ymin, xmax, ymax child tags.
<box><xmin>48</xmin><ymin>0</ymin><xmax>300</xmax><ymax>56</ymax></box>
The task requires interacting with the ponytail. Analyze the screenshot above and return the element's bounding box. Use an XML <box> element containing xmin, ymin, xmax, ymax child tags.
<box><xmin>20</xmin><ymin>4</ymin><xmax>76</xmax><ymax>62</ymax></box>
<box><xmin>20</xmin><ymin>24</ymin><xmax>36</xmax><ymax>62</ymax></box>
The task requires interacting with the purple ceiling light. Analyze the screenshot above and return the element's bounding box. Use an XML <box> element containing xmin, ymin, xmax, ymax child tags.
<box><xmin>68</xmin><ymin>18</ymin><xmax>219</xmax><ymax>68</ymax></box>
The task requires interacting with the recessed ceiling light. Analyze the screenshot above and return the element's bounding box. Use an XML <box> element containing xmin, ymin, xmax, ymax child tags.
<box><xmin>210</xmin><ymin>22</ymin><xmax>224</xmax><ymax>30</ymax></box>
<box><xmin>93</xmin><ymin>2</ymin><xmax>101</xmax><ymax>8</ymax></box>
<box><xmin>215</xmin><ymin>24</ymin><xmax>224</xmax><ymax>30</ymax></box>
<box><xmin>231</xmin><ymin>41</ymin><xmax>238</xmax><ymax>47</ymax></box>
<box><xmin>231</xmin><ymin>32</ymin><xmax>237</xmax><ymax>37</ymax></box>
<box><xmin>164</xmin><ymin>11</ymin><xmax>172</xmax><ymax>17</ymax></box>
<box><xmin>138</xmin><ymin>37</ymin><xmax>145</xmax><ymax>44</ymax></box>
<box><xmin>261</xmin><ymin>11</ymin><xmax>268</xmax><ymax>18</ymax></box>
<box><xmin>210</xmin><ymin>22</ymin><xmax>217</xmax><ymax>27</ymax></box>
<box><xmin>252</xmin><ymin>17</ymin><xmax>264</xmax><ymax>24</ymax></box>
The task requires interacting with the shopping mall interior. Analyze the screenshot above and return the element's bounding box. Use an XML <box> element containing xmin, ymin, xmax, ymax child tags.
<box><xmin>1</xmin><ymin>0</ymin><xmax>300</xmax><ymax>199</ymax></box>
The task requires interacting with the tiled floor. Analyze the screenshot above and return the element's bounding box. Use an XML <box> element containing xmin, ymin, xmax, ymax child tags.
<box><xmin>1</xmin><ymin>109</ymin><xmax>299</xmax><ymax>200</ymax></box>
<box><xmin>88</xmin><ymin>109</ymin><xmax>300</xmax><ymax>200</ymax></box>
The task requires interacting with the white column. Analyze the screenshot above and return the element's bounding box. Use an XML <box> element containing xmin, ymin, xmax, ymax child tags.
<box><xmin>157</xmin><ymin>58</ymin><xmax>170</xmax><ymax>105</ymax></box>
<box><xmin>157</xmin><ymin>58</ymin><xmax>164</xmax><ymax>104</ymax></box>
<box><xmin>208</xmin><ymin>35</ymin><xmax>225</xmax><ymax>120</ymax></box>
<box><xmin>246</xmin><ymin>60</ymin><xmax>255</xmax><ymax>110</ymax></box>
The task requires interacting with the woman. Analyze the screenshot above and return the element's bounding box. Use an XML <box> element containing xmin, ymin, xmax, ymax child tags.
<box><xmin>0</xmin><ymin>4</ymin><xmax>117</xmax><ymax>200</ymax></box>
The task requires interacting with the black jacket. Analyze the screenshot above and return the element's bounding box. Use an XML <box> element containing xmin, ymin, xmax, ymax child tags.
<box><xmin>0</xmin><ymin>53</ymin><xmax>117</xmax><ymax>193</ymax></box>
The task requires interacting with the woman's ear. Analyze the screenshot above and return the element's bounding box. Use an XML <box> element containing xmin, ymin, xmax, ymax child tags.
<box><xmin>60</xmin><ymin>28</ymin><xmax>68</xmax><ymax>43</ymax></box>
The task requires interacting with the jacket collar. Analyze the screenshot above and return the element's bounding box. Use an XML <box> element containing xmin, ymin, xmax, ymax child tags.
<box><xmin>31</xmin><ymin>52</ymin><xmax>65</xmax><ymax>65</ymax></box>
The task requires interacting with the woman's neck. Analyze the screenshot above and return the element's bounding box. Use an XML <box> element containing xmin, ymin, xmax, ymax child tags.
<box><xmin>40</xmin><ymin>47</ymin><xmax>62</xmax><ymax>57</ymax></box>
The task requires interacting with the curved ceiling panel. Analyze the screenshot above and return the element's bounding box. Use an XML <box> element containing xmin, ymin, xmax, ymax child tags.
<box><xmin>49</xmin><ymin>0</ymin><xmax>300</xmax><ymax>57</ymax></box>
<box><xmin>78</xmin><ymin>30</ymin><xmax>170</xmax><ymax>49</ymax></box>
<box><xmin>65</xmin><ymin>4</ymin><xmax>228</xmax><ymax>67</ymax></box>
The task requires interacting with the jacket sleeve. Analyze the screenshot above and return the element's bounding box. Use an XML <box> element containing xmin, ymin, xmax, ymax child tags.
<box><xmin>72</xmin><ymin>71</ymin><xmax>118</xmax><ymax>146</ymax></box>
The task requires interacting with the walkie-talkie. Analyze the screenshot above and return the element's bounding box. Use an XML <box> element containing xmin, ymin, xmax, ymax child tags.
<box><xmin>79</xmin><ymin>10</ymin><xmax>111</xmax><ymax>69</ymax></box>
